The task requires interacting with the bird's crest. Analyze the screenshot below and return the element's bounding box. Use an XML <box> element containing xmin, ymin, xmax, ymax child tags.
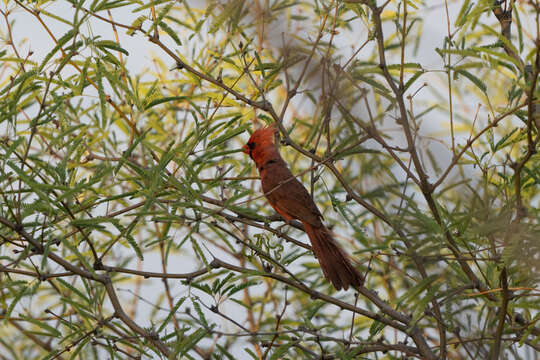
<box><xmin>242</xmin><ymin>125</ymin><xmax>280</xmax><ymax>162</ymax></box>
<box><xmin>250</xmin><ymin>125</ymin><xmax>278</xmax><ymax>145</ymax></box>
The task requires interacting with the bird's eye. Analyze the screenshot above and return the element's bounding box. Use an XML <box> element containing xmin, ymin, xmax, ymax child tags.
<box><xmin>248</xmin><ymin>142</ymin><xmax>255</xmax><ymax>149</ymax></box>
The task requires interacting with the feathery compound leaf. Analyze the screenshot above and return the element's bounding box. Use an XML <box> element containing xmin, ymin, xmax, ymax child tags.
<box><xmin>454</xmin><ymin>69</ymin><xmax>487</xmax><ymax>93</ymax></box>
<box><xmin>92</xmin><ymin>0</ymin><xmax>132</xmax><ymax>11</ymax></box>
<box><xmin>133</xmin><ymin>0</ymin><xmax>170</xmax><ymax>12</ymax></box>
<box><xmin>159</xmin><ymin>21</ymin><xmax>182</xmax><ymax>46</ymax></box>
<box><xmin>158</xmin><ymin>296</ymin><xmax>187</xmax><ymax>333</ymax></box>
<box><xmin>3</xmin><ymin>2</ymin><xmax>538</xmax><ymax>359</ymax></box>
<box><xmin>94</xmin><ymin>40</ymin><xmax>130</xmax><ymax>56</ymax></box>
<box><xmin>0</xmin><ymin>70</ymin><xmax>39</xmax><ymax>97</ymax></box>
<box><xmin>39</xmin><ymin>30</ymin><xmax>75</xmax><ymax>72</ymax></box>
<box><xmin>404</xmin><ymin>70</ymin><xmax>425</xmax><ymax>92</ymax></box>
<box><xmin>269</xmin><ymin>343</ymin><xmax>294</xmax><ymax>360</ymax></box>
<box><xmin>95</xmin><ymin>59</ymin><xmax>107</xmax><ymax>126</ymax></box>
<box><xmin>208</xmin><ymin>122</ymin><xmax>250</xmax><ymax>148</ymax></box>
<box><xmin>147</xmin><ymin>2</ymin><xmax>175</xmax><ymax>35</ymax></box>
<box><xmin>145</xmin><ymin>96</ymin><xmax>188</xmax><ymax>110</ymax></box>
<box><xmin>173</xmin><ymin>328</ymin><xmax>208</xmax><ymax>358</ymax></box>
<box><xmin>127</xmin><ymin>15</ymin><xmax>147</xmax><ymax>36</ymax></box>
<box><xmin>192</xmin><ymin>300</ymin><xmax>209</xmax><ymax>329</ymax></box>
<box><xmin>4</xmin><ymin>282</ymin><xmax>33</xmax><ymax>324</ymax></box>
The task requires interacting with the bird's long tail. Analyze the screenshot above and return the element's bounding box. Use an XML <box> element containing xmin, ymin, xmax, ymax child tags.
<box><xmin>303</xmin><ymin>222</ymin><xmax>363</xmax><ymax>290</ymax></box>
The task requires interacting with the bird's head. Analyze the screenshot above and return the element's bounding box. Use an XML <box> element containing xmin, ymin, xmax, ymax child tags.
<box><xmin>242</xmin><ymin>125</ymin><xmax>278</xmax><ymax>160</ymax></box>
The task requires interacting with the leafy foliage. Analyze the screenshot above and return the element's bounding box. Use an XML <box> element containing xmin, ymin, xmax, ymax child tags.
<box><xmin>0</xmin><ymin>0</ymin><xmax>539</xmax><ymax>359</ymax></box>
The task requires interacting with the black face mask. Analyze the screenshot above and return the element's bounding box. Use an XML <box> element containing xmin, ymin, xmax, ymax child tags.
<box><xmin>245</xmin><ymin>141</ymin><xmax>255</xmax><ymax>159</ymax></box>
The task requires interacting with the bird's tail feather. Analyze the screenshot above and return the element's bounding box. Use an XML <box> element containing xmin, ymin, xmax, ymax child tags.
<box><xmin>303</xmin><ymin>222</ymin><xmax>363</xmax><ymax>290</ymax></box>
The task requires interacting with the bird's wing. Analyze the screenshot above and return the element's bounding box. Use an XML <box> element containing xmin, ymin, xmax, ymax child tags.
<box><xmin>262</xmin><ymin>165</ymin><xmax>323</xmax><ymax>226</ymax></box>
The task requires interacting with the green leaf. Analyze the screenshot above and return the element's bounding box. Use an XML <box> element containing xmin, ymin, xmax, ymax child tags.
<box><xmin>369</xmin><ymin>320</ymin><xmax>386</xmax><ymax>337</ymax></box>
<box><xmin>513</xmin><ymin>2</ymin><xmax>524</xmax><ymax>52</ymax></box>
<box><xmin>119</xmin><ymin>222</ymin><xmax>144</xmax><ymax>260</ymax></box>
<box><xmin>60</xmin><ymin>237</ymin><xmax>95</xmax><ymax>274</ymax></box>
<box><xmin>3</xmin><ymin>282</ymin><xmax>32</xmax><ymax>324</ymax></box>
<box><xmin>494</xmin><ymin>127</ymin><xmax>519</xmax><ymax>151</ymax></box>
<box><xmin>113</xmin><ymin>129</ymin><xmax>150</xmax><ymax>175</ymax></box>
<box><xmin>215</xmin><ymin>344</ymin><xmax>236</xmax><ymax>360</ymax></box>
<box><xmin>226</xmin><ymin>280</ymin><xmax>259</xmax><ymax>297</ymax></box>
<box><xmin>133</xmin><ymin>0</ymin><xmax>170</xmax><ymax>12</ymax></box>
<box><xmin>192</xmin><ymin>299</ymin><xmax>209</xmax><ymax>328</ymax></box>
<box><xmin>404</xmin><ymin>70</ymin><xmax>425</xmax><ymax>92</ymax></box>
<box><xmin>387</xmin><ymin>63</ymin><xmax>423</xmax><ymax>70</ymax></box>
<box><xmin>148</xmin><ymin>2</ymin><xmax>175</xmax><ymax>36</ymax></box>
<box><xmin>455</xmin><ymin>0</ymin><xmax>472</xmax><ymax>27</ymax></box>
<box><xmin>269</xmin><ymin>342</ymin><xmax>294</xmax><ymax>360</ymax></box>
<box><xmin>145</xmin><ymin>96</ymin><xmax>188</xmax><ymax>110</ymax></box>
<box><xmin>158</xmin><ymin>296</ymin><xmax>187</xmax><ymax>333</ymax></box>
<box><xmin>352</xmin><ymin>73</ymin><xmax>391</xmax><ymax>97</ymax></box>
<box><xmin>70</xmin><ymin>216</ymin><xmax>116</xmax><ymax>228</ymax></box>
<box><xmin>254</xmin><ymin>51</ymin><xmax>265</xmax><ymax>78</ymax></box>
<box><xmin>94</xmin><ymin>40</ymin><xmax>129</xmax><ymax>56</ymax></box>
<box><xmin>93</xmin><ymin>0</ymin><xmax>132</xmax><ymax>11</ymax></box>
<box><xmin>69</xmin><ymin>337</ymin><xmax>90</xmax><ymax>359</ymax></box>
<box><xmin>127</xmin><ymin>15</ymin><xmax>147</xmax><ymax>36</ymax></box>
<box><xmin>95</xmin><ymin>59</ymin><xmax>107</xmax><ymax>127</ymax></box>
<box><xmin>39</xmin><ymin>30</ymin><xmax>75</xmax><ymax>71</ymax></box>
<box><xmin>159</xmin><ymin>21</ymin><xmax>182</xmax><ymax>46</ymax></box>
<box><xmin>21</xmin><ymin>315</ymin><xmax>62</xmax><ymax>337</ymax></box>
<box><xmin>173</xmin><ymin>328</ymin><xmax>208</xmax><ymax>358</ymax></box>
<box><xmin>396</xmin><ymin>275</ymin><xmax>440</xmax><ymax>308</ymax></box>
<box><xmin>208</xmin><ymin>123</ymin><xmax>249</xmax><ymax>148</ymax></box>
<box><xmin>454</xmin><ymin>69</ymin><xmax>487</xmax><ymax>93</ymax></box>
<box><xmin>0</xmin><ymin>70</ymin><xmax>39</xmax><ymax>97</ymax></box>
<box><xmin>244</xmin><ymin>348</ymin><xmax>260</xmax><ymax>360</ymax></box>
<box><xmin>57</xmin><ymin>278</ymin><xmax>93</xmax><ymax>305</ymax></box>
<box><xmin>3</xmin><ymin>137</ymin><xmax>24</xmax><ymax>159</ymax></box>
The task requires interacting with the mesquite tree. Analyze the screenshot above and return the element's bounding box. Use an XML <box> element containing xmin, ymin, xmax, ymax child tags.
<box><xmin>1</xmin><ymin>0</ymin><xmax>539</xmax><ymax>359</ymax></box>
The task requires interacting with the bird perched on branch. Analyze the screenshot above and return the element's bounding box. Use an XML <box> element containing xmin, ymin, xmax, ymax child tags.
<box><xmin>242</xmin><ymin>125</ymin><xmax>363</xmax><ymax>290</ymax></box>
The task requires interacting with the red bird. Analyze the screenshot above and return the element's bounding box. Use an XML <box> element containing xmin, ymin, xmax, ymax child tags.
<box><xmin>242</xmin><ymin>125</ymin><xmax>363</xmax><ymax>290</ymax></box>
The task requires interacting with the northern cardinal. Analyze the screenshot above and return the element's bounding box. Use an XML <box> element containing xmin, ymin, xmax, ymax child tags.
<box><xmin>242</xmin><ymin>125</ymin><xmax>363</xmax><ymax>290</ymax></box>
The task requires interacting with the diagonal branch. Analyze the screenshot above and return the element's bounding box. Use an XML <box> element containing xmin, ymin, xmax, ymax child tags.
<box><xmin>0</xmin><ymin>216</ymin><xmax>174</xmax><ymax>358</ymax></box>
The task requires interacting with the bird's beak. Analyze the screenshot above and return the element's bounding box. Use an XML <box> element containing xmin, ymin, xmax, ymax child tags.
<box><xmin>242</xmin><ymin>144</ymin><xmax>249</xmax><ymax>154</ymax></box>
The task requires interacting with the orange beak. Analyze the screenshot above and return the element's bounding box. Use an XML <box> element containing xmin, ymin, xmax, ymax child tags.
<box><xmin>242</xmin><ymin>144</ymin><xmax>249</xmax><ymax>154</ymax></box>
